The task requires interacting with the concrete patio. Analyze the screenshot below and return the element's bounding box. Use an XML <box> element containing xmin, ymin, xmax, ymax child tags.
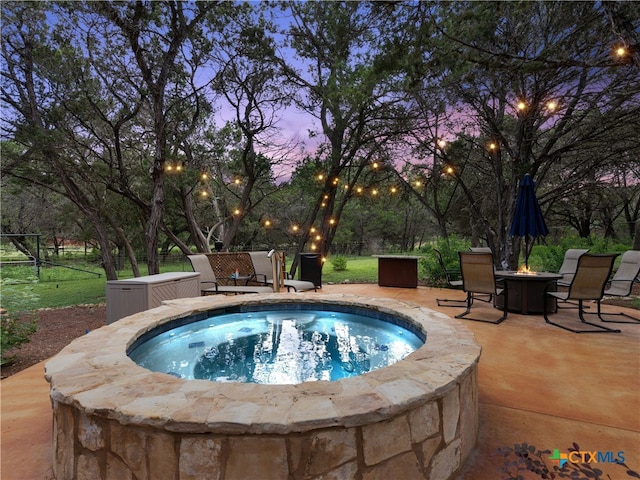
<box><xmin>2</xmin><ymin>284</ymin><xmax>639</xmax><ymax>479</ymax></box>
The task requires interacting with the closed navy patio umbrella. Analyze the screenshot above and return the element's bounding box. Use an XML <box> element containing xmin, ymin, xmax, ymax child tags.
<box><xmin>509</xmin><ymin>174</ymin><xmax>549</xmax><ymax>268</ymax></box>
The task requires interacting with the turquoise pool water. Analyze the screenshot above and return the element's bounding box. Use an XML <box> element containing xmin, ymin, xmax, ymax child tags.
<box><xmin>128</xmin><ymin>305</ymin><xmax>424</xmax><ymax>384</ymax></box>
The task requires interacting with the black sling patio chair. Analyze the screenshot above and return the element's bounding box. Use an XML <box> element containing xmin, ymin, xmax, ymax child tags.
<box><xmin>543</xmin><ymin>254</ymin><xmax>620</xmax><ymax>333</ymax></box>
<box><xmin>433</xmin><ymin>249</ymin><xmax>465</xmax><ymax>307</ymax></box>
<box><xmin>557</xmin><ymin>248</ymin><xmax>590</xmax><ymax>287</ymax></box>
<box><xmin>600</xmin><ymin>250</ymin><xmax>640</xmax><ymax>324</ymax></box>
<box><xmin>455</xmin><ymin>251</ymin><xmax>508</xmax><ymax>324</ymax></box>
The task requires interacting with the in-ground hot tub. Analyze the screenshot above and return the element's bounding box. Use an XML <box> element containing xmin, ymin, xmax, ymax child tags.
<box><xmin>46</xmin><ymin>294</ymin><xmax>480</xmax><ymax>480</ymax></box>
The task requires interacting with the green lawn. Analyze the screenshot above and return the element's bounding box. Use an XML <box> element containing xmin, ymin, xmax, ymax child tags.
<box><xmin>1</xmin><ymin>256</ymin><xmax>383</xmax><ymax>311</ymax></box>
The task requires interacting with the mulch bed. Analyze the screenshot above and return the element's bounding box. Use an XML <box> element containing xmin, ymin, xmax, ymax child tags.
<box><xmin>1</xmin><ymin>304</ymin><xmax>107</xmax><ymax>379</ymax></box>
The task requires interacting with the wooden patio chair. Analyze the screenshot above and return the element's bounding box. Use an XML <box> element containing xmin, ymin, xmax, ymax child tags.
<box><xmin>600</xmin><ymin>250</ymin><xmax>640</xmax><ymax>324</ymax></box>
<box><xmin>455</xmin><ymin>251</ymin><xmax>508</xmax><ymax>324</ymax></box>
<box><xmin>187</xmin><ymin>255</ymin><xmax>273</xmax><ymax>295</ymax></box>
<box><xmin>543</xmin><ymin>253</ymin><xmax>620</xmax><ymax>333</ymax></box>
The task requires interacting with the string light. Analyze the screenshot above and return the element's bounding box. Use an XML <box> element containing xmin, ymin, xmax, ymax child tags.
<box><xmin>233</xmin><ymin>208</ymin><xmax>241</xmax><ymax>215</ymax></box>
<box><xmin>200</xmin><ymin>191</ymin><xmax>208</xmax><ymax>198</ymax></box>
<box><xmin>372</xmin><ymin>161</ymin><xmax>379</xmax><ymax>169</ymax></box>
<box><xmin>437</xmin><ymin>139</ymin><xmax>447</xmax><ymax>148</ymax></box>
<box><xmin>164</xmin><ymin>161</ymin><xmax>185</xmax><ymax>173</ymax></box>
<box><xmin>329</xmin><ymin>218</ymin><xmax>336</xmax><ymax>225</ymax></box>
<box><xmin>616</xmin><ymin>46</ymin><xmax>627</xmax><ymax>57</ymax></box>
<box><xmin>517</xmin><ymin>100</ymin><xmax>527</xmax><ymax>111</ymax></box>
<box><xmin>291</xmin><ymin>225</ymin><xmax>299</xmax><ymax>233</ymax></box>
<box><xmin>201</xmin><ymin>172</ymin><xmax>208</xmax><ymax>180</ymax></box>
<box><xmin>264</xmin><ymin>219</ymin><xmax>272</xmax><ymax>227</ymax></box>
<box><xmin>317</xmin><ymin>173</ymin><xmax>324</xmax><ymax>181</ymax></box>
<box><xmin>546</xmin><ymin>100</ymin><xmax>557</xmax><ymax>112</ymax></box>
<box><xmin>390</xmin><ymin>186</ymin><xmax>397</xmax><ymax>193</ymax></box>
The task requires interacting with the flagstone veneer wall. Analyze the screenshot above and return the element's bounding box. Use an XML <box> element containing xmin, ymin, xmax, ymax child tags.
<box><xmin>46</xmin><ymin>294</ymin><xmax>480</xmax><ymax>480</ymax></box>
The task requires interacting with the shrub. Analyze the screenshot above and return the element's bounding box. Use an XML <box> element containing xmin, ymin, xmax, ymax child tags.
<box><xmin>0</xmin><ymin>278</ymin><xmax>39</xmax><ymax>366</ymax></box>
<box><xmin>418</xmin><ymin>236</ymin><xmax>471</xmax><ymax>287</ymax></box>
<box><xmin>331</xmin><ymin>256</ymin><xmax>348</xmax><ymax>271</ymax></box>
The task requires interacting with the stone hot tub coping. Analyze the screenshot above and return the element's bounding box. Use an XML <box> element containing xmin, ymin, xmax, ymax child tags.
<box><xmin>45</xmin><ymin>293</ymin><xmax>481</xmax><ymax>480</ymax></box>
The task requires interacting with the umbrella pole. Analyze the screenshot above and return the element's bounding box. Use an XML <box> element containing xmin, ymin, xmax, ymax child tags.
<box><xmin>524</xmin><ymin>237</ymin><xmax>529</xmax><ymax>269</ymax></box>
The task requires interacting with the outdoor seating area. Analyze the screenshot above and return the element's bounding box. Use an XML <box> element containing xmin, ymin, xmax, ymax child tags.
<box><xmin>187</xmin><ymin>254</ymin><xmax>273</xmax><ymax>294</ymax></box>
<box><xmin>435</xmin><ymin>247</ymin><xmax>640</xmax><ymax>334</ymax></box>
<box><xmin>2</xmin><ymin>283</ymin><xmax>638</xmax><ymax>480</ymax></box>
<box><xmin>187</xmin><ymin>250</ymin><xmax>317</xmax><ymax>294</ymax></box>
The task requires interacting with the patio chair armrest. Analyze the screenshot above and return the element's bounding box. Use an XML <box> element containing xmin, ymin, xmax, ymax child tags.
<box><xmin>250</xmin><ymin>273</ymin><xmax>268</xmax><ymax>285</ymax></box>
<box><xmin>201</xmin><ymin>280</ymin><xmax>220</xmax><ymax>292</ymax></box>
